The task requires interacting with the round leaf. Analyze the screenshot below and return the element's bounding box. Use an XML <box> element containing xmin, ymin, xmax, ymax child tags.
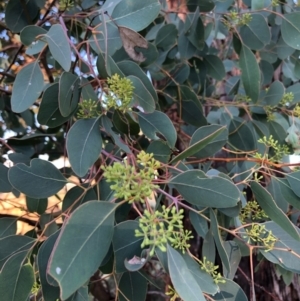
<box><xmin>66</xmin><ymin>117</ymin><xmax>102</xmax><ymax>177</ymax></box>
<box><xmin>8</xmin><ymin>159</ymin><xmax>67</xmax><ymax>198</ymax></box>
<box><xmin>282</xmin><ymin>13</ymin><xmax>300</xmax><ymax>50</ymax></box>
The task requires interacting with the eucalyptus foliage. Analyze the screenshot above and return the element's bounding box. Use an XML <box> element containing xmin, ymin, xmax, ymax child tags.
<box><xmin>1</xmin><ymin>0</ymin><xmax>300</xmax><ymax>300</ymax></box>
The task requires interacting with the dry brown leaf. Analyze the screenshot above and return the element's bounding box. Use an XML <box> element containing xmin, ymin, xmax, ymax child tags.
<box><xmin>118</xmin><ymin>26</ymin><xmax>148</xmax><ymax>62</ymax></box>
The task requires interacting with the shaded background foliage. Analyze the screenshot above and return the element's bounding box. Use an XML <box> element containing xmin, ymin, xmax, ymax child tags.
<box><xmin>1</xmin><ymin>0</ymin><xmax>300</xmax><ymax>300</ymax></box>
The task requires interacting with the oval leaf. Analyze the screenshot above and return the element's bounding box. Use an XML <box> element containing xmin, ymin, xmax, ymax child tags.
<box><xmin>170</xmin><ymin>170</ymin><xmax>240</xmax><ymax>208</ymax></box>
<box><xmin>66</xmin><ymin>117</ymin><xmax>102</xmax><ymax>177</ymax></box>
<box><xmin>111</xmin><ymin>0</ymin><xmax>161</xmax><ymax>32</ymax></box>
<box><xmin>138</xmin><ymin>111</ymin><xmax>177</xmax><ymax>148</ymax></box>
<box><xmin>281</xmin><ymin>13</ymin><xmax>300</xmax><ymax>50</ymax></box>
<box><xmin>48</xmin><ymin>201</ymin><xmax>116</xmax><ymax>300</ymax></box>
<box><xmin>239</xmin><ymin>44</ymin><xmax>260</xmax><ymax>103</ymax></box>
<box><xmin>11</xmin><ymin>62</ymin><xmax>44</xmax><ymax>113</ymax></box>
<box><xmin>251</xmin><ymin>182</ymin><xmax>300</xmax><ymax>241</ymax></box>
<box><xmin>167</xmin><ymin>245</ymin><xmax>206</xmax><ymax>301</ymax></box>
<box><xmin>8</xmin><ymin>159</ymin><xmax>67</xmax><ymax>198</ymax></box>
<box><xmin>46</xmin><ymin>24</ymin><xmax>72</xmax><ymax>71</ymax></box>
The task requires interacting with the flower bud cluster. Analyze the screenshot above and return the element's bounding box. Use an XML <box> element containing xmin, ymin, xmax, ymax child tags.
<box><xmin>239</xmin><ymin>200</ymin><xmax>268</xmax><ymax>224</ymax></box>
<box><xmin>244</xmin><ymin>223</ymin><xmax>277</xmax><ymax>252</ymax></box>
<box><xmin>135</xmin><ymin>206</ymin><xmax>192</xmax><ymax>256</ymax></box>
<box><xmin>102</xmin><ymin>151</ymin><xmax>160</xmax><ymax>203</ymax></box>
<box><xmin>77</xmin><ymin>99</ymin><xmax>99</xmax><ymax>119</ymax></box>
<box><xmin>104</xmin><ymin>74</ymin><xmax>134</xmax><ymax>111</ymax></box>
<box><xmin>200</xmin><ymin>256</ymin><xmax>226</xmax><ymax>284</ymax></box>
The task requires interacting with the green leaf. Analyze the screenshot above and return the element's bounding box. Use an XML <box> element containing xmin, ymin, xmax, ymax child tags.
<box><xmin>66</xmin><ymin>286</ymin><xmax>89</xmax><ymax>301</ymax></box>
<box><xmin>286</xmin><ymin>171</ymin><xmax>300</xmax><ymax>198</ymax></box>
<box><xmin>212</xmin><ymin>279</ymin><xmax>248</xmax><ymax>301</ymax></box>
<box><xmin>189</xmin><ymin>125</ymin><xmax>228</xmax><ymax>159</ymax></box>
<box><xmin>11</xmin><ymin>62</ymin><xmax>44</xmax><ymax>113</ymax></box>
<box><xmin>118</xmin><ymin>272</ymin><xmax>147</xmax><ymax>301</ymax></box>
<box><xmin>170</xmin><ymin>170</ymin><xmax>240</xmax><ymax>208</ymax></box>
<box><xmin>229</xmin><ymin>117</ymin><xmax>257</xmax><ymax>151</ymax></box>
<box><xmin>59</xmin><ymin>72</ymin><xmax>81</xmax><ymax>117</ymax></box>
<box><xmin>0</xmin><ymin>164</ymin><xmax>12</xmax><ymax>193</ymax></box>
<box><xmin>0</xmin><ymin>218</ymin><xmax>17</xmax><ymax>239</ymax></box>
<box><xmin>111</xmin><ymin>0</ymin><xmax>161</xmax><ymax>32</ymax></box>
<box><xmin>170</xmin><ymin>126</ymin><xmax>226</xmax><ymax>163</ymax></box>
<box><xmin>46</xmin><ymin>24</ymin><xmax>72</xmax><ymax>71</ymax></box>
<box><xmin>210</xmin><ymin>209</ymin><xmax>230</xmax><ymax>272</ymax></box>
<box><xmin>37</xmin><ymin>231</ymin><xmax>60</xmax><ymax>301</ymax></box>
<box><xmin>203</xmin><ymin>55</ymin><xmax>225</xmax><ymax>80</ymax></box>
<box><xmin>90</xmin><ymin>21</ymin><xmax>122</xmax><ymax>55</ymax></box>
<box><xmin>147</xmin><ymin>140</ymin><xmax>171</xmax><ymax>164</ymax></box>
<box><xmin>66</xmin><ymin>117</ymin><xmax>102</xmax><ymax>177</ymax></box>
<box><xmin>0</xmin><ymin>251</ymin><xmax>34</xmax><ymax>301</ymax></box>
<box><xmin>222</xmin><ymin>241</ymin><xmax>241</xmax><ymax>280</ymax></box>
<box><xmin>102</xmin><ymin>115</ymin><xmax>132</xmax><ymax>154</ymax></box>
<box><xmin>190</xmin><ymin>211</ymin><xmax>208</xmax><ymax>238</ymax></box>
<box><xmin>155</xmin><ymin>24</ymin><xmax>178</xmax><ymax>50</ymax></box>
<box><xmin>62</xmin><ymin>186</ymin><xmax>97</xmax><ymax>214</ymax></box>
<box><xmin>117</xmin><ymin>61</ymin><xmax>158</xmax><ymax>102</ymax></box>
<box><xmin>277</xmin><ymin>178</ymin><xmax>300</xmax><ymax>210</ymax></box>
<box><xmin>38</xmin><ymin>83</ymin><xmax>74</xmax><ymax>128</ymax></box>
<box><xmin>113</xmin><ymin>221</ymin><xmax>143</xmax><ymax>273</ymax></box>
<box><xmin>182</xmin><ymin>253</ymin><xmax>218</xmax><ymax>295</ymax></box>
<box><xmin>48</xmin><ymin>201</ymin><xmax>116</xmax><ymax>300</ymax></box>
<box><xmin>167</xmin><ymin>245</ymin><xmax>206</xmax><ymax>301</ymax></box>
<box><xmin>138</xmin><ymin>111</ymin><xmax>177</xmax><ymax>148</ymax></box>
<box><xmin>239</xmin><ymin>44</ymin><xmax>260</xmax><ymax>102</ymax></box>
<box><xmin>0</xmin><ymin>235</ymin><xmax>35</xmax><ymax>269</ymax></box>
<box><xmin>8</xmin><ymin>159</ymin><xmax>67</xmax><ymax>198</ymax></box>
<box><xmin>239</xmin><ymin>14</ymin><xmax>270</xmax><ymax>50</ymax></box>
<box><xmin>20</xmin><ymin>25</ymin><xmax>47</xmax><ymax>46</ymax></box>
<box><xmin>5</xmin><ymin>0</ymin><xmax>39</xmax><ymax>33</ymax></box>
<box><xmin>262</xmin><ymin>80</ymin><xmax>284</xmax><ymax>106</ymax></box>
<box><xmin>128</xmin><ymin>75</ymin><xmax>156</xmax><ymax>113</ymax></box>
<box><xmin>251</xmin><ymin>182</ymin><xmax>300</xmax><ymax>241</ymax></box>
<box><xmin>26</xmin><ymin>196</ymin><xmax>47</xmax><ymax>214</ymax></box>
<box><xmin>262</xmin><ymin>221</ymin><xmax>300</xmax><ymax>273</ymax></box>
<box><xmin>281</xmin><ymin>13</ymin><xmax>300</xmax><ymax>50</ymax></box>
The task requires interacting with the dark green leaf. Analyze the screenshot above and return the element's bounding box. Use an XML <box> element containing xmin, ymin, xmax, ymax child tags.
<box><xmin>26</xmin><ymin>196</ymin><xmax>48</xmax><ymax>214</ymax></box>
<box><xmin>67</xmin><ymin>117</ymin><xmax>102</xmax><ymax>177</ymax></box>
<box><xmin>0</xmin><ymin>164</ymin><xmax>12</xmax><ymax>193</ymax></box>
<box><xmin>38</xmin><ymin>83</ymin><xmax>74</xmax><ymax>128</ymax></box>
<box><xmin>170</xmin><ymin>170</ymin><xmax>240</xmax><ymax>208</ymax></box>
<box><xmin>46</xmin><ymin>24</ymin><xmax>72</xmax><ymax>71</ymax></box>
<box><xmin>190</xmin><ymin>211</ymin><xmax>208</xmax><ymax>238</ymax></box>
<box><xmin>189</xmin><ymin>125</ymin><xmax>228</xmax><ymax>159</ymax></box>
<box><xmin>281</xmin><ymin>13</ymin><xmax>300</xmax><ymax>50</ymax></box>
<box><xmin>0</xmin><ymin>235</ymin><xmax>35</xmax><ymax>269</ymax></box>
<box><xmin>262</xmin><ymin>221</ymin><xmax>300</xmax><ymax>273</ymax></box>
<box><xmin>223</xmin><ymin>241</ymin><xmax>241</xmax><ymax>280</ymax></box>
<box><xmin>212</xmin><ymin>279</ymin><xmax>248</xmax><ymax>301</ymax></box>
<box><xmin>167</xmin><ymin>245</ymin><xmax>206</xmax><ymax>301</ymax></box>
<box><xmin>239</xmin><ymin>44</ymin><xmax>260</xmax><ymax>102</ymax></box>
<box><xmin>20</xmin><ymin>25</ymin><xmax>47</xmax><ymax>46</ymax></box>
<box><xmin>251</xmin><ymin>182</ymin><xmax>300</xmax><ymax>241</ymax></box>
<box><xmin>203</xmin><ymin>55</ymin><xmax>225</xmax><ymax>80</ymax></box>
<box><xmin>155</xmin><ymin>24</ymin><xmax>178</xmax><ymax>50</ymax></box>
<box><xmin>0</xmin><ymin>218</ymin><xmax>17</xmax><ymax>238</ymax></box>
<box><xmin>37</xmin><ymin>231</ymin><xmax>60</xmax><ymax>301</ymax></box>
<box><xmin>210</xmin><ymin>209</ymin><xmax>230</xmax><ymax>272</ymax></box>
<box><xmin>8</xmin><ymin>159</ymin><xmax>67</xmax><ymax>198</ymax></box>
<box><xmin>118</xmin><ymin>272</ymin><xmax>147</xmax><ymax>301</ymax></box>
<box><xmin>59</xmin><ymin>72</ymin><xmax>81</xmax><ymax>117</ymax></box>
<box><xmin>113</xmin><ymin>221</ymin><xmax>143</xmax><ymax>273</ymax></box>
<box><xmin>138</xmin><ymin>111</ymin><xmax>177</xmax><ymax>148</ymax></box>
<box><xmin>182</xmin><ymin>253</ymin><xmax>218</xmax><ymax>295</ymax></box>
<box><xmin>5</xmin><ymin>0</ymin><xmax>39</xmax><ymax>33</ymax></box>
<box><xmin>128</xmin><ymin>75</ymin><xmax>156</xmax><ymax>113</ymax></box>
<box><xmin>262</xmin><ymin>80</ymin><xmax>284</xmax><ymax>106</ymax></box>
<box><xmin>11</xmin><ymin>62</ymin><xmax>44</xmax><ymax>113</ymax></box>
<box><xmin>0</xmin><ymin>251</ymin><xmax>34</xmax><ymax>301</ymax></box>
<box><xmin>239</xmin><ymin>14</ymin><xmax>270</xmax><ymax>50</ymax></box>
<box><xmin>147</xmin><ymin>140</ymin><xmax>171</xmax><ymax>163</ymax></box>
<box><xmin>111</xmin><ymin>0</ymin><xmax>161</xmax><ymax>32</ymax></box>
<box><xmin>170</xmin><ymin>126</ymin><xmax>226</xmax><ymax>163</ymax></box>
<box><xmin>48</xmin><ymin>201</ymin><xmax>116</xmax><ymax>300</ymax></box>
